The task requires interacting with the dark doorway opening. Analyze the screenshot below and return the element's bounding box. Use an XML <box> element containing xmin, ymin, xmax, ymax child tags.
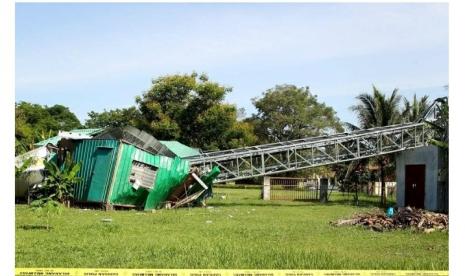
<box><xmin>405</xmin><ymin>164</ymin><xmax>425</xmax><ymax>208</ymax></box>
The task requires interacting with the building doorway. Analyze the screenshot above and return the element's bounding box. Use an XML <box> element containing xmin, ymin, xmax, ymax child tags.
<box><xmin>405</xmin><ymin>164</ymin><xmax>425</xmax><ymax>208</ymax></box>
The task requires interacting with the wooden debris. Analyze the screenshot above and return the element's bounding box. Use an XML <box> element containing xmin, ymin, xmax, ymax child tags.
<box><xmin>330</xmin><ymin>207</ymin><xmax>448</xmax><ymax>232</ymax></box>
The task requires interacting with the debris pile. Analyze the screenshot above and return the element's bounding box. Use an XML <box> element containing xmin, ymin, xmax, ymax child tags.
<box><xmin>331</xmin><ymin>207</ymin><xmax>448</xmax><ymax>232</ymax></box>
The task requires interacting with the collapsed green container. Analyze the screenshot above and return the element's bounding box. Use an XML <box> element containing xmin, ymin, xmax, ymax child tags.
<box><xmin>71</xmin><ymin>136</ymin><xmax>204</xmax><ymax>210</ymax></box>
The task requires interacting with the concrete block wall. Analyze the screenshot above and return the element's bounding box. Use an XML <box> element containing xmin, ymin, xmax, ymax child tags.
<box><xmin>396</xmin><ymin>145</ymin><xmax>444</xmax><ymax>211</ymax></box>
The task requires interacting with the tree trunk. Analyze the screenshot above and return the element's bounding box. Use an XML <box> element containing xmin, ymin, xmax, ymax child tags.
<box><xmin>379</xmin><ymin>159</ymin><xmax>386</xmax><ymax>207</ymax></box>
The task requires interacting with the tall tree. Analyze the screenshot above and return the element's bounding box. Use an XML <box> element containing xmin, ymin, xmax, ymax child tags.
<box><xmin>401</xmin><ymin>94</ymin><xmax>430</xmax><ymax>122</ymax></box>
<box><xmin>349</xmin><ymin>86</ymin><xmax>402</xmax><ymax>206</ymax></box>
<box><xmin>250</xmin><ymin>84</ymin><xmax>343</xmax><ymax>143</ymax></box>
<box><xmin>15</xmin><ymin>102</ymin><xmax>82</xmax><ymax>154</ymax></box>
<box><xmin>85</xmin><ymin>107</ymin><xmax>141</xmax><ymax>128</ymax></box>
<box><xmin>15</xmin><ymin>106</ymin><xmax>35</xmax><ymax>154</ymax></box>
<box><xmin>46</xmin><ymin>105</ymin><xmax>82</xmax><ymax>130</ymax></box>
<box><xmin>136</xmin><ymin>73</ymin><xmax>257</xmax><ymax>150</ymax></box>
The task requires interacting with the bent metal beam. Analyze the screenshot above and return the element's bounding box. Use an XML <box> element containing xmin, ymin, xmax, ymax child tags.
<box><xmin>187</xmin><ymin>122</ymin><xmax>432</xmax><ymax>183</ymax></box>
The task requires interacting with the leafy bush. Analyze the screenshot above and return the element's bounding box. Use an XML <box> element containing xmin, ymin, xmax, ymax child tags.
<box><xmin>30</xmin><ymin>152</ymin><xmax>81</xmax><ymax>205</ymax></box>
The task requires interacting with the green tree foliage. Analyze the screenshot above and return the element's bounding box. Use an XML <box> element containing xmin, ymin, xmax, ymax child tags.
<box><xmin>15</xmin><ymin>102</ymin><xmax>82</xmax><ymax>154</ymax></box>
<box><xmin>349</xmin><ymin>86</ymin><xmax>402</xmax><ymax>206</ymax></box>
<box><xmin>135</xmin><ymin>73</ymin><xmax>257</xmax><ymax>150</ymax></box>
<box><xmin>401</xmin><ymin>94</ymin><xmax>430</xmax><ymax>123</ymax></box>
<box><xmin>427</xmin><ymin>97</ymin><xmax>448</xmax><ymax>149</ymax></box>
<box><xmin>85</xmin><ymin>107</ymin><xmax>141</xmax><ymax>128</ymax></box>
<box><xmin>250</xmin><ymin>84</ymin><xmax>343</xmax><ymax>143</ymax></box>
<box><xmin>46</xmin><ymin>105</ymin><xmax>82</xmax><ymax>129</ymax></box>
<box><xmin>15</xmin><ymin>108</ymin><xmax>35</xmax><ymax>154</ymax></box>
<box><xmin>248</xmin><ymin>85</ymin><xmax>343</xmax><ymax>178</ymax></box>
<box><xmin>350</xmin><ymin>87</ymin><xmax>402</xmax><ymax>129</ymax></box>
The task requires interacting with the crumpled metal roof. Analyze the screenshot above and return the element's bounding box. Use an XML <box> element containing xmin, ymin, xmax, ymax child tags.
<box><xmin>93</xmin><ymin>126</ymin><xmax>175</xmax><ymax>157</ymax></box>
<box><xmin>93</xmin><ymin>126</ymin><xmax>200</xmax><ymax>159</ymax></box>
<box><xmin>159</xmin><ymin>140</ymin><xmax>200</xmax><ymax>158</ymax></box>
<box><xmin>34</xmin><ymin>126</ymin><xmax>200</xmax><ymax>159</ymax></box>
<box><xmin>34</xmin><ymin>128</ymin><xmax>103</xmax><ymax>147</ymax></box>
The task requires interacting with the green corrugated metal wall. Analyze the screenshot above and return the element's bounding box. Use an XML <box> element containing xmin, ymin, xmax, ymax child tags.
<box><xmin>109</xmin><ymin>143</ymin><xmax>191</xmax><ymax>209</ymax></box>
<box><xmin>72</xmin><ymin>139</ymin><xmax>120</xmax><ymax>202</ymax></box>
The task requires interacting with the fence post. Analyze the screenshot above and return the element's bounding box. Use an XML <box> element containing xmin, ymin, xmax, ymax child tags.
<box><xmin>262</xmin><ymin>176</ymin><xmax>271</xmax><ymax>200</ymax></box>
<box><xmin>319</xmin><ymin>178</ymin><xmax>328</xmax><ymax>203</ymax></box>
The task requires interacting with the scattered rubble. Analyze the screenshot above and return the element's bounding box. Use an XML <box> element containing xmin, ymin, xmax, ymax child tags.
<box><xmin>331</xmin><ymin>207</ymin><xmax>448</xmax><ymax>232</ymax></box>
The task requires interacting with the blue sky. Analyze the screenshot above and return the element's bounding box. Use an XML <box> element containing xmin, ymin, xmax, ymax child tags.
<box><xmin>15</xmin><ymin>3</ymin><xmax>448</xmax><ymax>125</ymax></box>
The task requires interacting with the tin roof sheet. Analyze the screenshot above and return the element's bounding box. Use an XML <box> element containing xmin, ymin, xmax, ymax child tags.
<box><xmin>159</xmin><ymin>141</ymin><xmax>200</xmax><ymax>158</ymax></box>
<box><xmin>34</xmin><ymin>128</ymin><xmax>103</xmax><ymax>146</ymax></box>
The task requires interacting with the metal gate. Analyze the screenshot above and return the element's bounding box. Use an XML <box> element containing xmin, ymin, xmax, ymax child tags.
<box><xmin>269</xmin><ymin>177</ymin><xmax>320</xmax><ymax>201</ymax></box>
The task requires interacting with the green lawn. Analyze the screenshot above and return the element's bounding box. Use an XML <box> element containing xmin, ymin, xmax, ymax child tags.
<box><xmin>16</xmin><ymin>187</ymin><xmax>447</xmax><ymax>269</ymax></box>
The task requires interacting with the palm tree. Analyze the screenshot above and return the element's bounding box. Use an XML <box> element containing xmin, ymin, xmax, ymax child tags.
<box><xmin>349</xmin><ymin>86</ymin><xmax>402</xmax><ymax>206</ymax></box>
<box><xmin>401</xmin><ymin>94</ymin><xmax>430</xmax><ymax>122</ymax></box>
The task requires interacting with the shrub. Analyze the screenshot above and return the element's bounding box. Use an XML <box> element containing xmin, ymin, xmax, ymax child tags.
<box><xmin>31</xmin><ymin>152</ymin><xmax>81</xmax><ymax>206</ymax></box>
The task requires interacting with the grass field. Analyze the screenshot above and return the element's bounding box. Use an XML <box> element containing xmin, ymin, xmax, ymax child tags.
<box><xmin>15</xmin><ymin>187</ymin><xmax>448</xmax><ymax>269</ymax></box>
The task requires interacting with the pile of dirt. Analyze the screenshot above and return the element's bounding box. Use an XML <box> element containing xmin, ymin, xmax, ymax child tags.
<box><xmin>331</xmin><ymin>207</ymin><xmax>448</xmax><ymax>232</ymax></box>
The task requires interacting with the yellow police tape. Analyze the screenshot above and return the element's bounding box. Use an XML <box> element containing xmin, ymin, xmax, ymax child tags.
<box><xmin>14</xmin><ymin>268</ymin><xmax>448</xmax><ymax>276</ymax></box>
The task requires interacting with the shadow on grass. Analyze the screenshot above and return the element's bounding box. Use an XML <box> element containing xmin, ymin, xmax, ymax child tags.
<box><xmin>208</xmin><ymin>198</ymin><xmax>390</xmax><ymax>208</ymax></box>
<box><xmin>209</xmin><ymin>201</ymin><xmax>310</xmax><ymax>207</ymax></box>
<box><xmin>18</xmin><ymin>224</ymin><xmax>50</xmax><ymax>230</ymax></box>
